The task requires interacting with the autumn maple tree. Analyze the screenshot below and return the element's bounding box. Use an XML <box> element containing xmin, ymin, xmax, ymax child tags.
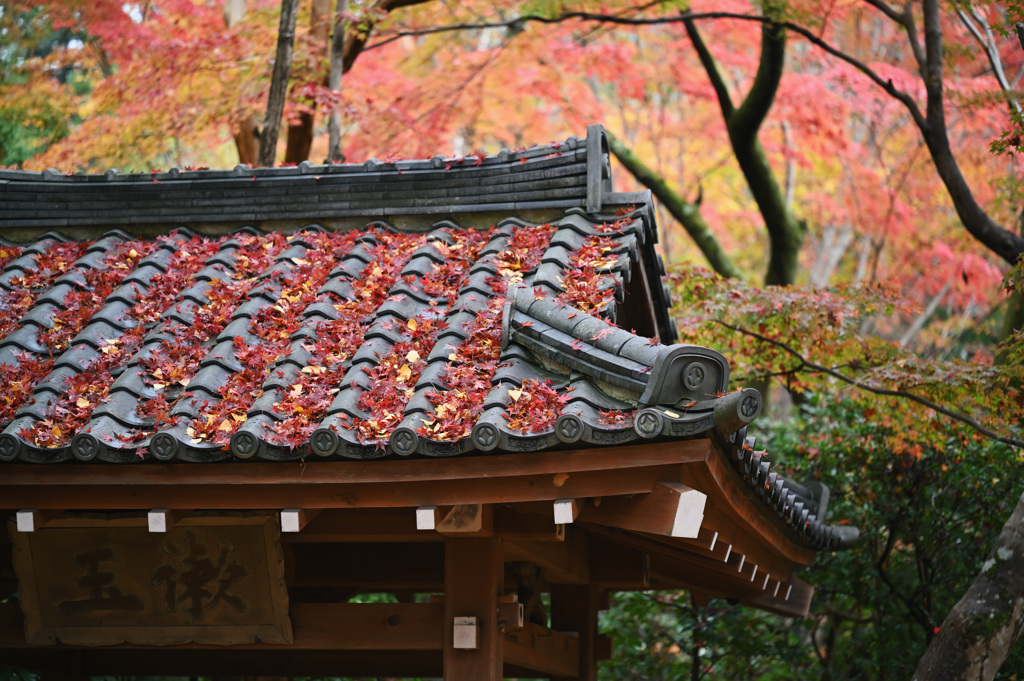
<box><xmin>5</xmin><ymin>0</ymin><xmax>1024</xmax><ymax>678</ymax></box>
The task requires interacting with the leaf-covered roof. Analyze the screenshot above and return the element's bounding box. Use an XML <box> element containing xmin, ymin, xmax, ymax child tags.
<box><xmin>0</xmin><ymin>127</ymin><xmax>854</xmax><ymax>551</ymax></box>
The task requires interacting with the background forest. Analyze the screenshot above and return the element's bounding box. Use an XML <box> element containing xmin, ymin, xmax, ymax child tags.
<box><xmin>3</xmin><ymin>0</ymin><xmax>1024</xmax><ymax>679</ymax></box>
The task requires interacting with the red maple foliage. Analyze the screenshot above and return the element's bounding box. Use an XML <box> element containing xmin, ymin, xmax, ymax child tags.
<box><xmin>504</xmin><ymin>378</ymin><xmax>571</xmax><ymax>434</ymax></box>
<box><xmin>557</xmin><ymin>234</ymin><xmax>620</xmax><ymax>314</ymax></box>
<box><xmin>267</xmin><ymin>231</ymin><xmax>427</xmax><ymax>447</ymax></box>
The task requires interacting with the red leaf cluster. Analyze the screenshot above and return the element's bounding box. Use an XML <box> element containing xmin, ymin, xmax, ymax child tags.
<box><xmin>557</xmin><ymin>235</ymin><xmax>619</xmax><ymax>314</ymax></box>
<box><xmin>347</xmin><ymin>314</ymin><xmax>445</xmax><ymax>446</ymax></box>
<box><xmin>39</xmin><ymin>240</ymin><xmax>158</xmax><ymax>354</ymax></box>
<box><xmin>344</xmin><ymin>232</ymin><xmax>487</xmax><ymax>447</ymax></box>
<box><xmin>20</xmin><ymin>235</ymin><xmax>223</xmax><ymax>447</ymax></box>
<box><xmin>418</xmin><ymin>224</ymin><xmax>558</xmax><ymax>442</ymax></box>
<box><xmin>504</xmin><ymin>379</ymin><xmax>570</xmax><ymax>434</ymax></box>
<box><xmin>267</xmin><ymin>232</ymin><xmax>426</xmax><ymax>447</ymax></box>
<box><xmin>490</xmin><ymin>223</ymin><xmax>557</xmax><ymax>292</ymax></box>
<box><xmin>22</xmin><ymin>326</ymin><xmax>146</xmax><ymax>448</ymax></box>
<box><xmin>597</xmin><ymin>409</ymin><xmax>634</xmax><ymax>427</ymax></box>
<box><xmin>0</xmin><ymin>352</ymin><xmax>55</xmax><ymax>425</ymax></box>
<box><xmin>0</xmin><ymin>240</ymin><xmax>87</xmax><ymax>340</ymax></box>
<box><xmin>186</xmin><ymin>232</ymin><xmax>358</xmax><ymax>446</ymax></box>
<box><xmin>135</xmin><ymin>235</ymin><xmax>291</xmax><ymax>443</ymax></box>
<box><xmin>0</xmin><ymin>245</ymin><xmax>23</xmax><ymax>272</ymax></box>
<box><xmin>419</xmin><ymin>297</ymin><xmax>504</xmax><ymax>442</ymax></box>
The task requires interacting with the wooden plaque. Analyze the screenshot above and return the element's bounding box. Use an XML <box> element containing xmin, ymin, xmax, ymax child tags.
<box><xmin>9</xmin><ymin>514</ymin><xmax>292</xmax><ymax>646</ymax></box>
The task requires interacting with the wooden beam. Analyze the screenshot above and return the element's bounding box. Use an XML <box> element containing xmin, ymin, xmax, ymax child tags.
<box><xmin>550</xmin><ymin>584</ymin><xmax>601</xmax><ymax>681</ymax></box>
<box><xmin>590</xmin><ymin>536</ymin><xmax>649</xmax><ymax>589</ymax></box>
<box><xmin>444</xmin><ymin>537</ymin><xmax>503</xmax><ymax>681</ymax></box>
<box><xmin>281</xmin><ymin>506</ymin><xmax>565</xmax><ymax>543</ymax></box>
<box><xmin>0</xmin><ymin>649</ymin><xmax>445</xmax><ymax>678</ymax></box>
<box><xmin>505</xmin><ymin>528</ymin><xmax>590</xmax><ymax>585</ymax></box>
<box><xmin>0</xmin><ymin>601</ymin><xmax>443</xmax><ymax>650</ymax></box>
<box><xmin>504</xmin><ymin>621</ymin><xmax>579</xmax><ymax>678</ymax></box>
<box><xmin>578</xmin><ymin>482</ymin><xmax>706</xmax><ymax>538</ymax></box>
<box><xmin>681</xmin><ymin>445</ymin><xmax>817</xmax><ymax>566</ymax></box>
<box><xmin>742</xmin><ymin>577</ymin><xmax>815</xmax><ymax>618</ymax></box>
<box><xmin>280</xmin><ymin>508</ymin><xmax>321</xmax><ymax>533</ymax></box>
<box><xmin>290</xmin><ymin>543</ymin><xmax>443</xmax><ymax>590</ymax></box>
<box><xmin>1</xmin><ymin>464</ymin><xmax>687</xmax><ymax>511</ymax></box>
<box><xmin>0</xmin><ymin>441</ymin><xmax>712</xmax><ymax>488</ymax></box>
<box><xmin>496</xmin><ymin>596</ymin><xmax>525</xmax><ymax>633</ymax></box>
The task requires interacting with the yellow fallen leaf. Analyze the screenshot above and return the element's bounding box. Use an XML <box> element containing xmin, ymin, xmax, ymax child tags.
<box><xmin>218</xmin><ymin>420</ymin><xmax>234</xmax><ymax>432</ymax></box>
<box><xmin>76</xmin><ymin>397</ymin><xmax>90</xmax><ymax>408</ymax></box>
<box><xmin>449</xmin><ymin>352</ymin><xmax>459</xmax><ymax>361</ymax></box>
<box><xmin>407</xmin><ymin>318</ymin><xmax>418</xmax><ymax>332</ymax></box>
<box><xmin>508</xmin><ymin>388</ymin><xmax>523</xmax><ymax>401</ymax></box>
<box><xmin>397</xmin><ymin>364</ymin><xmax>412</xmax><ymax>382</ymax></box>
<box><xmin>406</xmin><ymin>349</ymin><xmax>420</xmax><ymax>363</ymax></box>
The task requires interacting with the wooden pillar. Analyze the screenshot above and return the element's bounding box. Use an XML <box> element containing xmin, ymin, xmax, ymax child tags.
<box><xmin>444</xmin><ymin>537</ymin><xmax>503</xmax><ymax>681</ymax></box>
<box><xmin>550</xmin><ymin>584</ymin><xmax>601</xmax><ymax>681</ymax></box>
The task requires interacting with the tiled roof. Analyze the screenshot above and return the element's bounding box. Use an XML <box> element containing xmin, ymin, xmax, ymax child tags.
<box><xmin>0</xmin><ymin>126</ymin><xmax>853</xmax><ymax>551</ymax></box>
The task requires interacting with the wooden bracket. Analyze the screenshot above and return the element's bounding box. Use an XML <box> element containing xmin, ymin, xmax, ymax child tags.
<box><xmin>417</xmin><ymin>506</ymin><xmax>441</xmax><ymax>530</ymax></box>
<box><xmin>437</xmin><ymin>504</ymin><xmax>493</xmax><ymax>536</ymax></box>
<box><xmin>452</xmin><ymin>616</ymin><xmax>479</xmax><ymax>649</ymax></box>
<box><xmin>578</xmin><ymin>481</ymin><xmax>706</xmax><ymax>538</ymax></box>
<box><xmin>148</xmin><ymin>509</ymin><xmax>190</xmax><ymax>533</ymax></box>
<box><xmin>553</xmin><ymin>498</ymin><xmax>579</xmax><ymax>525</ymax></box>
<box><xmin>497</xmin><ymin>595</ymin><xmax>525</xmax><ymax>633</ymax></box>
<box><xmin>280</xmin><ymin>508</ymin><xmax>321</xmax><ymax>533</ymax></box>
<box><xmin>14</xmin><ymin>509</ymin><xmax>60</xmax><ymax>533</ymax></box>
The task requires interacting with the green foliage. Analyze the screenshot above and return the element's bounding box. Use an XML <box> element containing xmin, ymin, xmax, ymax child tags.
<box><xmin>599</xmin><ymin>592</ymin><xmax>816</xmax><ymax>680</ymax></box>
<box><xmin>601</xmin><ymin>397</ymin><xmax>1024</xmax><ymax>680</ymax></box>
<box><xmin>0</xmin><ymin>5</ymin><xmax>87</xmax><ymax>167</ymax></box>
<box><xmin>668</xmin><ymin>263</ymin><xmax>1023</xmax><ymax>451</ymax></box>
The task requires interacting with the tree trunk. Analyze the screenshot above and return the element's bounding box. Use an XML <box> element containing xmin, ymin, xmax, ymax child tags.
<box><xmin>685</xmin><ymin>16</ymin><xmax>804</xmax><ymax>286</ymax></box>
<box><xmin>259</xmin><ymin>0</ymin><xmax>301</xmax><ymax>168</ymax></box>
<box><xmin>912</xmin><ymin>491</ymin><xmax>1024</xmax><ymax>680</ymax></box>
<box><xmin>326</xmin><ymin>0</ymin><xmax>348</xmax><ymax>162</ymax></box>
<box><xmin>232</xmin><ymin>113</ymin><xmax>260</xmax><ymax>166</ymax></box>
<box><xmin>284</xmin><ymin>0</ymin><xmax>332</xmax><ymax>164</ymax></box>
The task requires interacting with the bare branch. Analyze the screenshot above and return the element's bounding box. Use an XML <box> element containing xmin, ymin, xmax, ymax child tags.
<box><xmin>366</xmin><ymin>9</ymin><xmax>929</xmax><ymax>129</ymax></box>
<box><xmin>958</xmin><ymin>8</ymin><xmax>1021</xmax><ymax>114</ymax></box>
<box><xmin>716</xmin><ymin>321</ymin><xmax>1024</xmax><ymax>448</ymax></box>
<box><xmin>683</xmin><ymin>18</ymin><xmax>736</xmax><ymax>119</ymax></box>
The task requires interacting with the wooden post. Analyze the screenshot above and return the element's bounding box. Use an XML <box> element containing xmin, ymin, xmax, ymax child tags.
<box><xmin>550</xmin><ymin>584</ymin><xmax>601</xmax><ymax>681</ymax></box>
<box><xmin>444</xmin><ymin>537</ymin><xmax>503</xmax><ymax>681</ymax></box>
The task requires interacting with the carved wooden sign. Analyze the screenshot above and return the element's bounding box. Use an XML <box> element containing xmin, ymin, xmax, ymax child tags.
<box><xmin>9</xmin><ymin>514</ymin><xmax>292</xmax><ymax>646</ymax></box>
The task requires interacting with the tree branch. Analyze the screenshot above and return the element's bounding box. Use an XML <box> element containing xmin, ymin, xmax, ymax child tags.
<box><xmin>366</xmin><ymin>9</ymin><xmax>929</xmax><ymax>132</ymax></box>
<box><xmin>731</xmin><ymin>12</ymin><xmax>786</xmax><ymax>137</ymax></box>
<box><xmin>362</xmin><ymin>4</ymin><xmax>1024</xmax><ymax>265</ymax></box>
<box><xmin>682</xmin><ymin>18</ymin><xmax>736</xmax><ymax>120</ymax></box>
<box><xmin>606</xmin><ymin>131</ymin><xmax>743</xmax><ymax>279</ymax></box>
<box><xmin>958</xmin><ymin>8</ymin><xmax>1021</xmax><ymax>114</ymax></box>
<box><xmin>716</xmin><ymin>321</ymin><xmax>1024</xmax><ymax>448</ymax></box>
